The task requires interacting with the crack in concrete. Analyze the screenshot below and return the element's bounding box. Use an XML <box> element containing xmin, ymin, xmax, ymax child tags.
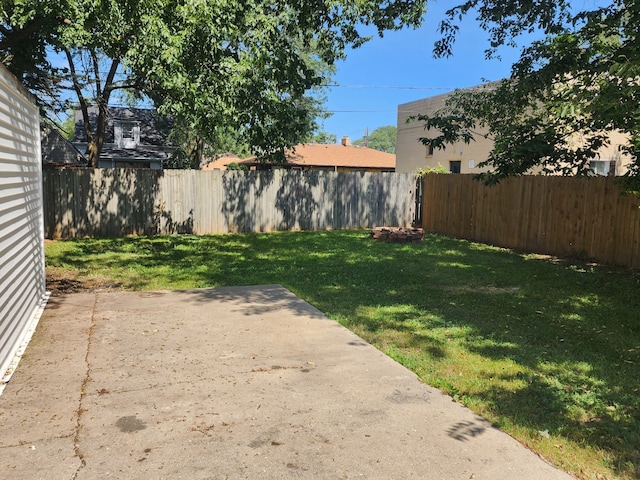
<box><xmin>0</xmin><ymin>432</ymin><xmax>75</xmax><ymax>449</ymax></box>
<box><xmin>71</xmin><ymin>293</ymin><xmax>98</xmax><ymax>480</ymax></box>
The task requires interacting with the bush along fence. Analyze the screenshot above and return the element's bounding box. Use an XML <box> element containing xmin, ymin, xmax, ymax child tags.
<box><xmin>42</xmin><ymin>168</ymin><xmax>419</xmax><ymax>238</ymax></box>
<box><xmin>422</xmin><ymin>174</ymin><xmax>640</xmax><ymax>269</ymax></box>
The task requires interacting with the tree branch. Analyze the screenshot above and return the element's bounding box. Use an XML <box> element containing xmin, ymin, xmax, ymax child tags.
<box><xmin>0</xmin><ymin>18</ymin><xmax>47</xmax><ymax>49</ymax></box>
<box><xmin>103</xmin><ymin>59</ymin><xmax>120</xmax><ymax>103</ymax></box>
<box><xmin>90</xmin><ymin>48</ymin><xmax>102</xmax><ymax>100</ymax></box>
<box><xmin>65</xmin><ymin>48</ymin><xmax>92</xmax><ymax>144</ymax></box>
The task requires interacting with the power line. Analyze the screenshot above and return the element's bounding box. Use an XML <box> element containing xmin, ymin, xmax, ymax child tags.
<box><xmin>60</xmin><ymin>71</ymin><xmax>458</xmax><ymax>91</ymax></box>
<box><xmin>322</xmin><ymin>84</ymin><xmax>456</xmax><ymax>90</ymax></box>
<box><xmin>326</xmin><ymin>110</ymin><xmax>396</xmax><ymax>113</ymax></box>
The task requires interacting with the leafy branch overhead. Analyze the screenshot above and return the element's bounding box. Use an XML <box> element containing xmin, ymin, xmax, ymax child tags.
<box><xmin>1</xmin><ymin>0</ymin><xmax>428</xmax><ymax>167</ymax></box>
<box><xmin>416</xmin><ymin>0</ymin><xmax>640</xmax><ymax>189</ymax></box>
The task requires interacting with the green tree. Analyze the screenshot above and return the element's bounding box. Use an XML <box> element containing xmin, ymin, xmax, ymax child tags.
<box><xmin>226</xmin><ymin>162</ymin><xmax>248</xmax><ymax>171</ymax></box>
<box><xmin>414</xmin><ymin>0</ymin><xmax>640</xmax><ymax>189</ymax></box>
<box><xmin>2</xmin><ymin>0</ymin><xmax>428</xmax><ymax>167</ymax></box>
<box><xmin>310</xmin><ymin>131</ymin><xmax>337</xmax><ymax>144</ymax></box>
<box><xmin>167</xmin><ymin>124</ymin><xmax>251</xmax><ymax>169</ymax></box>
<box><xmin>55</xmin><ymin>110</ymin><xmax>76</xmax><ymax>141</ymax></box>
<box><xmin>0</xmin><ymin>1</ymin><xmax>74</xmax><ymax>114</ymax></box>
<box><xmin>353</xmin><ymin>125</ymin><xmax>396</xmax><ymax>153</ymax></box>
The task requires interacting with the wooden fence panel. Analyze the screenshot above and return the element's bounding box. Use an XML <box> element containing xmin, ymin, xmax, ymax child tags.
<box><xmin>313</xmin><ymin>171</ymin><xmax>333</xmax><ymax>230</ymax></box>
<box><xmin>422</xmin><ymin>174</ymin><xmax>640</xmax><ymax>269</ymax></box>
<box><xmin>382</xmin><ymin>173</ymin><xmax>399</xmax><ymax>227</ymax></box>
<box><xmin>632</xmin><ymin>204</ymin><xmax>640</xmax><ymax>267</ymax></box>
<box><xmin>43</xmin><ymin>169</ymin><xmax>417</xmax><ymax>238</ymax></box>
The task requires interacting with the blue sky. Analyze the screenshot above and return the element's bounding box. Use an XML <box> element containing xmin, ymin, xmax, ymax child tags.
<box><xmin>320</xmin><ymin>3</ymin><xmax>530</xmax><ymax>143</ymax></box>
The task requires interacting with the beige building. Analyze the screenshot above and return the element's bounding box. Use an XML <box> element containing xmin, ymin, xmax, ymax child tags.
<box><xmin>396</xmin><ymin>87</ymin><xmax>631</xmax><ymax>176</ymax></box>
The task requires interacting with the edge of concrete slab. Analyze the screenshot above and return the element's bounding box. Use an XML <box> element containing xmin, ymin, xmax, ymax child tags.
<box><xmin>0</xmin><ymin>291</ymin><xmax>51</xmax><ymax>396</ymax></box>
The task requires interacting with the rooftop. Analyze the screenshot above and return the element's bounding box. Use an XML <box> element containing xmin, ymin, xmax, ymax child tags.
<box><xmin>280</xmin><ymin>143</ymin><xmax>395</xmax><ymax>169</ymax></box>
<box><xmin>240</xmin><ymin>141</ymin><xmax>396</xmax><ymax>171</ymax></box>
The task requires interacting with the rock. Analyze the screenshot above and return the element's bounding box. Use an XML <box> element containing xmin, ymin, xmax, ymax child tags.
<box><xmin>370</xmin><ymin>227</ymin><xmax>424</xmax><ymax>243</ymax></box>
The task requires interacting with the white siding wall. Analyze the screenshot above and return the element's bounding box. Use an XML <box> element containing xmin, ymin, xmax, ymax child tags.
<box><xmin>0</xmin><ymin>64</ymin><xmax>47</xmax><ymax>382</ymax></box>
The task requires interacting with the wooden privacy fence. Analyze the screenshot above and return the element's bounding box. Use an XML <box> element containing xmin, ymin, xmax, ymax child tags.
<box><xmin>422</xmin><ymin>174</ymin><xmax>640</xmax><ymax>268</ymax></box>
<box><xmin>43</xmin><ymin>169</ymin><xmax>418</xmax><ymax>238</ymax></box>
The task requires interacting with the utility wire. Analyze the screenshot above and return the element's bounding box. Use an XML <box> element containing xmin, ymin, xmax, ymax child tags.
<box><xmin>60</xmin><ymin>69</ymin><xmax>459</xmax><ymax>91</ymax></box>
<box><xmin>326</xmin><ymin>110</ymin><xmax>396</xmax><ymax>113</ymax></box>
<box><xmin>322</xmin><ymin>84</ymin><xmax>456</xmax><ymax>90</ymax></box>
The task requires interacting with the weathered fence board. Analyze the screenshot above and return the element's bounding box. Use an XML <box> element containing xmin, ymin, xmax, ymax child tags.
<box><xmin>43</xmin><ymin>169</ymin><xmax>417</xmax><ymax>238</ymax></box>
<box><xmin>422</xmin><ymin>174</ymin><xmax>640</xmax><ymax>269</ymax></box>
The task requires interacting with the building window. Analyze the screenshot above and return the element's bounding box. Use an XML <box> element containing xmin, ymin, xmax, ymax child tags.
<box><xmin>122</xmin><ymin>123</ymin><xmax>134</xmax><ymax>140</ymax></box>
<box><xmin>115</xmin><ymin>121</ymin><xmax>140</xmax><ymax>149</ymax></box>
<box><xmin>426</xmin><ymin>143</ymin><xmax>434</xmax><ymax>156</ymax></box>
<box><xmin>590</xmin><ymin>160</ymin><xmax>610</xmax><ymax>176</ymax></box>
<box><xmin>449</xmin><ymin>161</ymin><xmax>461</xmax><ymax>174</ymax></box>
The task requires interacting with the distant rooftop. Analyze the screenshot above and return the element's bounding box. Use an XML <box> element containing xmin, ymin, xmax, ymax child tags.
<box><xmin>238</xmin><ymin>138</ymin><xmax>395</xmax><ymax>171</ymax></box>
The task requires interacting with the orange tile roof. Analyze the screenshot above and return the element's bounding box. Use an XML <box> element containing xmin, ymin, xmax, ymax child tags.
<box><xmin>201</xmin><ymin>153</ymin><xmax>241</xmax><ymax>170</ymax></box>
<box><xmin>243</xmin><ymin>143</ymin><xmax>396</xmax><ymax>170</ymax></box>
<box><xmin>290</xmin><ymin>143</ymin><xmax>395</xmax><ymax>168</ymax></box>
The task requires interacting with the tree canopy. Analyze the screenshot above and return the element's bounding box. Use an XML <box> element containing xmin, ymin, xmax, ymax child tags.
<box><xmin>310</xmin><ymin>131</ymin><xmax>337</xmax><ymax>144</ymax></box>
<box><xmin>353</xmin><ymin>125</ymin><xmax>396</xmax><ymax>153</ymax></box>
<box><xmin>415</xmin><ymin>0</ymin><xmax>640</xmax><ymax>189</ymax></box>
<box><xmin>1</xmin><ymin>0</ymin><xmax>427</xmax><ymax>167</ymax></box>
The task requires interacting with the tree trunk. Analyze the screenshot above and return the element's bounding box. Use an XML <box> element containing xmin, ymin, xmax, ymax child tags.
<box><xmin>66</xmin><ymin>50</ymin><xmax>119</xmax><ymax>168</ymax></box>
<box><xmin>87</xmin><ymin>102</ymin><xmax>109</xmax><ymax>168</ymax></box>
<box><xmin>192</xmin><ymin>138</ymin><xmax>204</xmax><ymax>167</ymax></box>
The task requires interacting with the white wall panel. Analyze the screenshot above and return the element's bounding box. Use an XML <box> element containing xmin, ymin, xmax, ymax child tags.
<box><xmin>0</xmin><ymin>63</ymin><xmax>47</xmax><ymax>384</ymax></box>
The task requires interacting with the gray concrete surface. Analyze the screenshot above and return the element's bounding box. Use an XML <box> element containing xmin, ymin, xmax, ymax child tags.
<box><xmin>0</xmin><ymin>285</ymin><xmax>574</xmax><ymax>479</ymax></box>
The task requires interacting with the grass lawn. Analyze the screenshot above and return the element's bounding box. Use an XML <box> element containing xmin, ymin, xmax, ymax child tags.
<box><xmin>45</xmin><ymin>230</ymin><xmax>640</xmax><ymax>480</ymax></box>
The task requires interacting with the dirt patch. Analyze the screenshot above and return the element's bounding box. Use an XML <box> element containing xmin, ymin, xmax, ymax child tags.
<box><xmin>525</xmin><ymin>253</ymin><xmax>640</xmax><ymax>279</ymax></box>
<box><xmin>46</xmin><ymin>269</ymin><xmax>122</xmax><ymax>296</ymax></box>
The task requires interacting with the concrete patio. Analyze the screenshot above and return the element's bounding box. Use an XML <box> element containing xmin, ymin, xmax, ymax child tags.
<box><xmin>0</xmin><ymin>285</ymin><xmax>574</xmax><ymax>479</ymax></box>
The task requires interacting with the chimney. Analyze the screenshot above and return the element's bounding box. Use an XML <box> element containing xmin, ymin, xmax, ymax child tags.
<box><xmin>341</xmin><ymin>136</ymin><xmax>350</xmax><ymax>146</ymax></box>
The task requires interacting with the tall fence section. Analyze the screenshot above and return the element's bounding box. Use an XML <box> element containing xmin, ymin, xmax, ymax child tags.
<box><xmin>43</xmin><ymin>169</ymin><xmax>640</xmax><ymax>269</ymax></box>
<box><xmin>422</xmin><ymin>174</ymin><xmax>640</xmax><ymax>269</ymax></box>
<box><xmin>0</xmin><ymin>64</ymin><xmax>47</xmax><ymax>383</ymax></box>
<box><xmin>43</xmin><ymin>169</ymin><xmax>418</xmax><ymax>238</ymax></box>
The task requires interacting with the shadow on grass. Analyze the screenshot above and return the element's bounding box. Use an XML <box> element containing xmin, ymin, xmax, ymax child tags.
<box><xmin>45</xmin><ymin>230</ymin><xmax>640</xmax><ymax>478</ymax></box>
<box><xmin>170</xmin><ymin>284</ymin><xmax>329</xmax><ymax>321</ymax></box>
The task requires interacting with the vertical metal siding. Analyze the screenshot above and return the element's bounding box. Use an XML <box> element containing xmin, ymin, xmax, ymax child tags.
<box><xmin>0</xmin><ymin>64</ymin><xmax>47</xmax><ymax>381</ymax></box>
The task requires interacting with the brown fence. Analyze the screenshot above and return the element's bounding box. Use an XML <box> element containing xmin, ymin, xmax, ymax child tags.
<box><xmin>422</xmin><ymin>174</ymin><xmax>640</xmax><ymax>269</ymax></box>
<box><xmin>43</xmin><ymin>168</ymin><xmax>418</xmax><ymax>238</ymax></box>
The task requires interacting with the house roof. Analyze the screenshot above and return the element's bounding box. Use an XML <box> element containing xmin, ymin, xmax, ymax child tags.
<box><xmin>74</xmin><ymin>106</ymin><xmax>173</xmax><ymax>146</ymax></box>
<box><xmin>41</xmin><ymin>125</ymin><xmax>87</xmax><ymax>166</ymax></box>
<box><xmin>242</xmin><ymin>143</ymin><xmax>396</xmax><ymax>170</ymax></box>
<box><xmin>201</xmin><ymin>153</ymin><xmax>242</xmax><ymax>170</ymax></box>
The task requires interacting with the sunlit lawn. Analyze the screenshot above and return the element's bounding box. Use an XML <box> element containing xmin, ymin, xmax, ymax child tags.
<box><xmin>45</xmin><ymin>230</ymin><xmax>640</xmax><ymax>480</ymax></box>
